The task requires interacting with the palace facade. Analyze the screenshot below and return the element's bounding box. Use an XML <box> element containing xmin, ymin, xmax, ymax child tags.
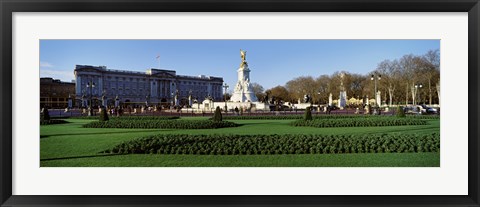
<box><xmin>40</xmin><ymin>77</ymin><xmax>76</xmax><ymax>109</ymax></box>
<box><xmin>74</xmin><ymin>65</ymin><xmax>223</xmax><ymax>107</ymax></box>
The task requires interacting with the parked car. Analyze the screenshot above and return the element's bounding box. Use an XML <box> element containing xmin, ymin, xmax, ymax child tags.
<box><xmin>419</xmin><ymin>104</ymin><xmax>438</xmax><ymax>114</ymax></box>
<box><xmin>328</xmin><ymin>105</ymin><xmax>339</xmax><ymax>111</ymax></box>
<box><xmin>404</xmin><ymin>106</ymin><xmax>420</xmax><ymax>115</ymax></box>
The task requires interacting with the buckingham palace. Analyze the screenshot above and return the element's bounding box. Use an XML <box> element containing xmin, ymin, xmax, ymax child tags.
<box><xmin>74</xmin><ymin>65</ymin><xmax>223</xmax><ymax>108</ymax></box>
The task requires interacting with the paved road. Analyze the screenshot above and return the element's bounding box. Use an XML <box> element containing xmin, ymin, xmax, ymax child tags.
<box><xmin>46</xmin><ymin>108</ymin><xmax>396</xmax><ymax>117</ymax></box>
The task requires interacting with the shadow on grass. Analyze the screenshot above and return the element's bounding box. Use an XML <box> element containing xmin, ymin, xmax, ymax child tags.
<box><xmin>236</xmin><ymin>122</ymin><xmax>284</xmax><ymax>126</ymax></box>
<box><xmin>378</xmin><ymin>125</ymin><xmax>439</xmax><ymax>134</ymax></box>
<box><xmin>41</xmin><ymin>153</ymin><xmax>124</xmax><ymax>161</ymax></box>
<box><xmin>41</xmin><ymin>130</ymin><xmax>172</xmax><ymax>138</ymax></box>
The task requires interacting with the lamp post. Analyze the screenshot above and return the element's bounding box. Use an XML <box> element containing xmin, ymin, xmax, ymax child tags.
<box><xmin>223</xmin><ymin>83</ymin><xmax>229</xmax><ymax>111</ymax></box>
<box><xmin>371</xmin><ymin>73</ymin><xmax>381</xmax><ymax>106</ymax></box>
<box><xmin>86</xmin><ymin>81</ymin><xmax>95</xmax><ymax>116</ymax></box>
<box><xmin>415</xmin><ymin>83</ymin><xmax>423</xmax><ymax>105</ymax></box>
<box><xmin>317</xmin><ymin>92</ymin><xmax>321</xmax><ymax>105</ymax></box>
<box><xmin>317</xmin><ymin>92</ymin><xmax>322</xmax><ymax>113</ymax></box>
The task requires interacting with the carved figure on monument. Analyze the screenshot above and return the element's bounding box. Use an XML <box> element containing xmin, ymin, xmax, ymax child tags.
<box><xmin>244</xmin><ymin>80</ymin><xmax>250</xmax><ymax>91</ymax></box>
<box><xmin>235</xmin><ymin>82</ymin><xmax>243</xmax><ymax>91</ymax></box>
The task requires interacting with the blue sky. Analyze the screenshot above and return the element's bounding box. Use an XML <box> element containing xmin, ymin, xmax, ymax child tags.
<box><xmin>40</xmin><ymin>40</ymin><xmax>439</xmax><ymax>90</ymax></box>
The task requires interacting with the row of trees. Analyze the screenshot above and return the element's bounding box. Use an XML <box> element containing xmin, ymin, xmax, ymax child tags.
<box><xmin>251</xmin><ymin>49</ymin><xmax>440</xmax><ymax>106</ymax></box>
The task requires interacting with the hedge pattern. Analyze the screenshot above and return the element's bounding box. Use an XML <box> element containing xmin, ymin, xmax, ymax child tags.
<box><xmin>406</xmin><ymin>115</ymin><xmax>440</xmax><ymax>119</ymax></box>
<box><xmin>223</xmin><ymin>115</ymin><xmax>371</xmax><ymax>120</ymax></box>
<box><xmin>83</xmin><ymin>119</ymin><xmax>239</xmax><ymax>129</ymax></box>
<box><xmin>73</xmin><ymin>116</ymin><xmax>179</xmax><ymax>120</ymax></box>
<box><xmin>104</xmin><ymin>133</ymin><xmax>440</xmax><ymax>155</ymax></box>
<box><xmin>290</xmin><ymin>117</ymin><xmax>427</xmax><ymax>128</ymax></box>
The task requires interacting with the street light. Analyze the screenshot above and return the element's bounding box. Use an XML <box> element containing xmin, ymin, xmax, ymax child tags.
<box><xmin>223</xmin><ymin>83</ymin><xmax>229</xmax><ymax>111</ymax></box>
<box><xmin>317</xmin><ymin>92</ymin><xmax>321</xmax><ymax>105</ymax></box>
<box><xmin>86</xmin><ymin>81</ymin><xmax>95</xmax><ymax>116</ymax></box>
<box><xmin>415</xmin><ymin>83</ymin><xmax>423</xmax><ymax>105</ymax></box>
<box><xmin>371</xmin><ymin>73</ymin><xmax>381</xmax><ymax>106</ymax></box>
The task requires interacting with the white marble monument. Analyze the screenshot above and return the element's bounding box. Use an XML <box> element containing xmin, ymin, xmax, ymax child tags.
<box><xmin>338</xmin><ymin>73</ymin><xmax>347</xmax><ymax>108</ymax></box>
<box><xmin>230</xmin><ymin>49</ymin><xmax>258</xmax><ymax>102</ymax></box>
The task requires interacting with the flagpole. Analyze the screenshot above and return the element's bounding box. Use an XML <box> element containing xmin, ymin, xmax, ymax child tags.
<box><xmin>156</xmin><ymin>54</ymin><xmax>160</xmax><ymax>69</ymax></box>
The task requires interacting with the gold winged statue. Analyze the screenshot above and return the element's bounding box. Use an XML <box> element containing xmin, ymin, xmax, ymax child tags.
<box><xmin>240</xmin><ymin>49</ymin><xmax>247</xmax><ymax>62</ymax></box>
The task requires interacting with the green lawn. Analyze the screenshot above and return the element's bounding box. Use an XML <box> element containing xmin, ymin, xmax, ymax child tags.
<box><xmin>40</xmin><ymin>117</ymin><xmax>440</xmax><ymax>167</ymax></box>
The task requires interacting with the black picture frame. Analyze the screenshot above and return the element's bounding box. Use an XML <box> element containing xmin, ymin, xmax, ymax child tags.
<box><xmin>1</xmin><ymin>0</ymin><xmax>479</xmax><ymax>206</ymax></box>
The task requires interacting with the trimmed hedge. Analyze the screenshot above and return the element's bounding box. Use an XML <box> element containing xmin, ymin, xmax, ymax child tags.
<box><xmin>291</xmin><ymin>117</ymin><xmax>427</xmax><ymax>128</ymax></box>
<box><xmin>83</xmin><ymin>119</ymin><xmax>239</xmax><ymax>129</ymax></box>
<box><xmin>406</xmin><ymin>115</ymin><xmax>440</xmax><ymax>119</ymax></box>
<box><xmin>40</xmin><ymin>119</ymin><xmax>69</xmax><ymax>125</ymax></box>
<box><xmin>99</xmin><ymin>107</ymin><xmax>109</xmax><ymax>121</ymax></box>
<box><xmin>223</xmin><ymin>115</ymin><xmax>371</xmax><ymax>120</ymax></box>
<box><xmin>104</xmin><ymin>133</ymin><xmax>440</xmax><ymax>155</ymax></box>
<box><xmin>213</xmin><ymin>106</ymin><xmax>222</xmax><ymax>122</ymax></box>
<box><xmin>222</xmin><ymin>115</ymin><xmax>440</xmax><ymax>120</ymax></box>
<box><xmin>73</xmin><ymin>116</ymin><xmax>179</xmax><ymax>120</ymax></box>
<box><xmin>396</xmin><ymin>106</ymin><xmax>405</xmax><ymax>117</ymax></box>
<box><xmin>304</xmin><ymin>107</ymin><xmax>312</xmax><ymax>120</ymax></box>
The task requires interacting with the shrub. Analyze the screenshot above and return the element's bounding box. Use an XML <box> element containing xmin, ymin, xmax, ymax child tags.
<box><xmin>213</xmin><ymin>106</ymin><xmax>222</xmax><ymax>122</ymax></box>
<box><xmin>304</xmin><ymin>107</ymin><xmax>312</xmax><ymax>121</ymax></box>
<box><xmin>72</xmin><ymin>116</ymin><xmax>179</xmax><ymax>120</ymax></box>
<box><xmin>104</xmin><ymin>133</ymin><xmax>440</xmax><ymax>155</ymax></box>
<box><xmin>291</xmin><ymin>117</ymin><xmax>427</xmax><ymax>128</ymax></box>
<box><xmin>99</xmin><ymin>107</ymin><xmax>109</xmax><ymax>121</ymax></box>
<box><xmin>83</xmin><ymin>119</ymin><xmax>238</xmax><ymax>129</ymax></box>
<box><xmin>223</xmin><ymin>115</ymin><xmax>378</xmax><ymax>120</ymax></box>
<box><xmin>396</xmin><ymin>106</ymin><xmax>406</xmax><ymax>118</ymax></box>
<box><xmin>41</xmin><ymin>107</ymin><xmax>50</xmax><ymax>121</ymax></box>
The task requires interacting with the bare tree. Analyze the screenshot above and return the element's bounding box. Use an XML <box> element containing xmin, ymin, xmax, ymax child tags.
<box><xmin>265</xmin><ymin>85</ymin><xmax>290</xmax><ymax>103</ymax></box>
<box><xmin>421</xmin><ymin>49</ymin><xmax>440</xmax><ymax>105</ymax></box>
<box><xmin>315</xmin><ymin>75</ymin><xmax>332</xmax><ymax>105</ymax></box>
<box><xmin>376</xmin><ymin>60</ymin><xmax>402</xmax><ymax>106</ymax></box>
<box><xmin>286</xmin><ymin>76</ymin><xmax>317</xmax><ymax>104</ymax></box>
<box><xmin>250</xmin><ymin>82</ymin><xmax>265</xmax><ymax>102</ymax></box>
